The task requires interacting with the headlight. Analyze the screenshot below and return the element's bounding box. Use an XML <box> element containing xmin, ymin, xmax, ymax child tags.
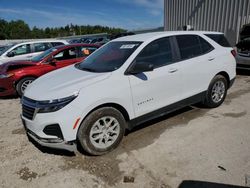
<box><xmin>37</xmin><ymin>93</ymin><xmax>78</xmax><ymax>113</ymax></box>
<box><xmin>0</xmin><ymin>73</ymin><xmax>14</xmax><ymax>79</ymax></box>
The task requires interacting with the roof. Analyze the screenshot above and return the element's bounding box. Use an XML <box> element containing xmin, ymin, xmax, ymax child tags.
<box><xmin>15</xmin><ymin>39</ymin><xmax>68</xmax><ymax>45</ymax></box>
<box><xmin>113</xmin><ymin>31</ymin><xmax>223</xmax><ymax>42</ymax></box>
<box><xmin>55</xmin><ymin>43</ymin><xmax>101</xmax><ymax>50</ymax></box>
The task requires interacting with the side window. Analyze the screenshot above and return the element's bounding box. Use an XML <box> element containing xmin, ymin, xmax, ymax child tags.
<box><xmin>198</xmin><ymin>36</ymin><xmax>214</xmax><ymax>54</ymax></box>
<box><xmin>11</xmin><ymin>44</ymin><xmax>31</xmax><ymax>56</ymax></box>
<box><xmin>33</xmin><ymin>43</ymin><xmax>51</xmax><ymax>52</ymax></box>
<box><xmin>51</xmin><ymin>42</ymin><xmax>64</xmax><ymax>47</ymax></box>
<box><xmin>54</xmin><ymin>47</ymin><xmax>77</xmax><ymax>61</ymax></box>
<box><xmin>78</xmin><ymin>46</ymin><xmax>98</xmax><ymax>57</ymax></box>
<box><xmin>176</xmin><ymin>35</ymin><xmax>202</xmax><ymax>60</ymax></box>
<box><xmin>135</xmin><ymin>37</ymin><xmax>173</xmax><ymax>68</ymax></box>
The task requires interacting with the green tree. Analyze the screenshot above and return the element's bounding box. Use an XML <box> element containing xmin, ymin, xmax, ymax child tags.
<box><xmin>0</xmin><ymin>18</ymin><xmax>126</xmax><ymax>39</ymax></box>
<box><xmin>8</xmin><ymin>20</ymin><xmax>31</xmax><ymax>39</ymax></box>
<box><xmin>0</xmin><ymin>19</ymin><xmax>9</xmax><ymax>39</ymax></box>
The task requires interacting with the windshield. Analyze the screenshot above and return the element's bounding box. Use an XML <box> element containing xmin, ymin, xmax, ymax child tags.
<box><xmin>0</xmin><ymin>44</ymin><xmax>15</xmax><ymax>56</ymax></box>
<box><xmin>76</xmin><ymin>41</ymin><xmax>142</xmax><ymax>72</ymax></box>
<box><xmin>31</xmin><ymin>48</ymin><xmax>57</xmax><ymax>62</ymax></box>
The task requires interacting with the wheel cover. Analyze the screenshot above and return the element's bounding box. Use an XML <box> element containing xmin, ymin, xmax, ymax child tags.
<box><xmin>21</xmin><ymin>80</ymin><xmax>34</xmax><ymax>94</ymax></box>
<box><xmin>89</xmin><ymin>116</ymin><xmax>120</xmax><ymax>149</ymax></box>
<box><xmin>211</xmin><ymin>80</ymin><xmax>225</xmax><ymax>103</ymax></box>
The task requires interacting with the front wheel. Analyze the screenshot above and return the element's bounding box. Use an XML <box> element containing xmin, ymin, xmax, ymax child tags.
<box><xmin>16</xmin><ymin>77</ymin><xmax>35</xmax><ymax>96</ymax></box>
<box><xmin>77</xmin><ymin>107</ymin><xmax>126</xmax><ymax>155</ymax></box>
<box><xmin>203</xmin><ymin>75</ymin><xmax>228</xmax><ymax>108</ymax></box>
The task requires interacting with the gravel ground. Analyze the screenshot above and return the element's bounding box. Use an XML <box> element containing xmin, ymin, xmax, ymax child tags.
<box><xmin>0</xmin><ymin>72</ymin><xmax>250</xmax><ymax>188</ymax></box>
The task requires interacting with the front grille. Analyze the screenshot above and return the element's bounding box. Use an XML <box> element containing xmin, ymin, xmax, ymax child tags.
<box><xmin>22</xmin><ymin>104</ymin><xmax>36</xmax><ymax>120</ymax></box>
<box><xmin>22</xmin><ymin>97</ymin><xmax>37</xmax><ymax>120</ymax></box>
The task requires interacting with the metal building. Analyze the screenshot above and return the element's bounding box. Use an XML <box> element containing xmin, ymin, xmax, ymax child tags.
<box><xmin>164</xmin><ymin>0</ymin><xmax>250</xmax><ymax>45</ymax></box>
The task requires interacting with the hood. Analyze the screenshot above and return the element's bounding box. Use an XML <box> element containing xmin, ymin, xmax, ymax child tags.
<box><xmin>236</xmin><ymin>39</ymin><xmax>250</xmax><ymax>51</ymax></box>
<box><xmin>24</xmin><ymin>65</ymin><xmax>111</xmax><ymax>100</ymax></box>
<box><xmin>240</xmin><ymin>25</ymin><xmax>250</xmax><ymax>41</ymax></box>
<box><xmin>0</xmin><ymin>60</ymin><xmax>37</xmax><ymax>73</ymax></box>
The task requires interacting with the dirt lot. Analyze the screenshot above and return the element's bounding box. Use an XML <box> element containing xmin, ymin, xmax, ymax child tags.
<box><xmin>0</xmin><ymin>72</ymin><xmax>250</xmax><ymax>188</ymax></box>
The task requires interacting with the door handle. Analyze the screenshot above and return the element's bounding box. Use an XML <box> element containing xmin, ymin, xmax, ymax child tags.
<box><xmin>26</xmin><ymin>55</ymin><xmax>33</xmax><ymax>58</ymax></box>
<box><xmin>208</xmin><ymin>57</ymin><xmax>215</xmax><ymax>61</ymax></box>
<box><xmin>168</xmin><ymin>68</ymin><xmax>178</xmax><ymax>73</ymax></box>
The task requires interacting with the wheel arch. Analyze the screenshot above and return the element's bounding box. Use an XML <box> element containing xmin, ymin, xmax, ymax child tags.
<box><xmin>215</xmin><ymin>71</ymin><xmax>230</xmax><ymax>88</ymax></box>
<box><xmin>78</xmin><ymin>102</ymin><xmax>131</xmax><ymax>131</ymax></box>
<box><xmin>15</xmin><ymin>75</ymin><xmax>37</xmax><ymax>86</ymax></box>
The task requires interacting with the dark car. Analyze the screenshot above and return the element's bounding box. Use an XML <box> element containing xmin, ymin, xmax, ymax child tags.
<box><xmin>68</xmin><ymin>39</ymin><xmax>81</xmax><ymax>44</ymax></box>
<box><xmin>109</xmin><ymin>32</ymin><xmax>135</xmax><ymax>40</ymax></box>
<box><xmin>0</xmin><ymin>43</ymin><xmax>100</xmax><ymax>96</ymax></box>
<box><xmin>236</xmin><ymin>24</ymin><xmax>250</xmax><ymax>70</ymax></box>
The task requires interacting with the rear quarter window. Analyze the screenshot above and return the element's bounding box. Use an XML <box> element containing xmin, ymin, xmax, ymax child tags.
<box><xmin>205</xmin><ymin>34</ymin><xmax>231</xmax><ymax>47</ymax></box>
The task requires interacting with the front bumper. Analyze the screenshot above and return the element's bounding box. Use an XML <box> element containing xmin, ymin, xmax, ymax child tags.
<box><xmin>20</xmin><ymin>97</ymin><xmax>83</xmax><ymax>152</ymax></box>
<box><xmin>22</xmin><ymin>117</ymin><xmax>77</xmax><ymax>152</ymax></box>
<box><xmin>0</xmin><ymin>77</ymin><xmax>16</xmax><ymax>97</ymax></box>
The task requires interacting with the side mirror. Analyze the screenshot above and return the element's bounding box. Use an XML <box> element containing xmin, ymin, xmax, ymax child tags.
<box><xmin>48</xmin><ymin>57</ymin><xmax>57</xmax><ymax>65</ymax></box>
<box><xmin>126</xmin><ymin>61</ymin><xmax>154</xmax><ymax>75</ymax></box>
<box><xmin>7</xmin><ymin>51</ymin><xmax>15</xmax><ymax>57</ymax></box>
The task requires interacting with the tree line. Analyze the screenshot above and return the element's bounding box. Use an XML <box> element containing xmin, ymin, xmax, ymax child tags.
<box><xmin>0</xmin><ymin>18</ymin><xmax>126</xmax><ymax>39</ymax></box>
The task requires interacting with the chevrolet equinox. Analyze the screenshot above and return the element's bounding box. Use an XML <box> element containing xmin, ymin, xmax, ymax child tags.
<box><xmin>21</xmin><ymin>31</ymin><xmax>236</xmax><ymax>155</ymax></box>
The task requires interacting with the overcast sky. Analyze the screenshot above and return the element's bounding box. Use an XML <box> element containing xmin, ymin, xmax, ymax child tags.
<box><xmin>0</xmin><ymin>0</ymin><xmax>164</xmax><ymax>30</ymax></box>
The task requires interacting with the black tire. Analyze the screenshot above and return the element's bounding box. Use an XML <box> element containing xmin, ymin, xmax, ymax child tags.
<box><xmin>77</xmin><ymin>107</ymin><xmax>126</xmax><ymax>155</ymax></box>
<box><xmin>16</xmin><ymin>77</ymin><xmax>35</xmax><ymax>96</ymax></box>
<box><xmin>203</xmin><ymin>75</ymin><xmax>228</xmax><ymax>108</ymax></box>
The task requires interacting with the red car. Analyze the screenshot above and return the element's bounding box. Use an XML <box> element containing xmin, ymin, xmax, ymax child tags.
<box><xmin>0</xmin><ymin>43</ymin><xmax>99</xmax><ymax>96</ymax></box>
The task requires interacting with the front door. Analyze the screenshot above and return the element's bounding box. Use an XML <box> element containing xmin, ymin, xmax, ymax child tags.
<box><xmin>128</xmin><ymin>37</ymin><xmax>183</xmax><ymax>117</ymax></box>
<box><xmin>39</xmin><ymin>47</ymin><xmax>82</xmax><ymax>75</ymax></box>
<box><xmin>6</xmin><ymin>44</ymin><xmax>32</xmax><ymax>61</ymax></box>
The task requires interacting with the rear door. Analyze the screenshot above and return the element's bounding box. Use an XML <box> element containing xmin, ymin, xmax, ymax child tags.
<box><xmin>31</xmin><ymin>42</ymin><xmax>52</xmax><ymax>58</ymax></box>
<box><xmin>174</xmin><ymin>34</ymin><xmax>216</xmax><ymax>99</ymax></box>
<box><xmin>128</xmin><ymin>37</ymin><xmax>183</xmax><ymax>117</ymax></box>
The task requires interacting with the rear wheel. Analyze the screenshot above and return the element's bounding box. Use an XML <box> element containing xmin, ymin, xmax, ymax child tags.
<box><xmin>203</xmin><ymin>75</ymin><xmax>228</xmax><ymax>108</ymax></box>
<box><xmin>77</xmin><ymin>107</ymin><xmax>126</xmax><ymax>155</ymax></box>
<box><xmin>16</xmin><ymin>77</ymin><xmax>35</xmax><ymax>96</ymax></box>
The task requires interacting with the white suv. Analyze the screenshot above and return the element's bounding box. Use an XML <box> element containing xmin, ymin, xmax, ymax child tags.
<box><xmin>0</xmin><ymin>40</ymin><xmax>68</xmax><ymax>64</ymax></box>
<box><xmin>21</xmin><ymin>31</ymin><xmax>236</xmax><ymax>155</ymax></box>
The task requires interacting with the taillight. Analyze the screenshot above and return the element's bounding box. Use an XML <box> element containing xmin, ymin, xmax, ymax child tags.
<box><xmin>231</xmin><ymin>49</ymin><xmax>237</xmax><ymax>57</ymax></box>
